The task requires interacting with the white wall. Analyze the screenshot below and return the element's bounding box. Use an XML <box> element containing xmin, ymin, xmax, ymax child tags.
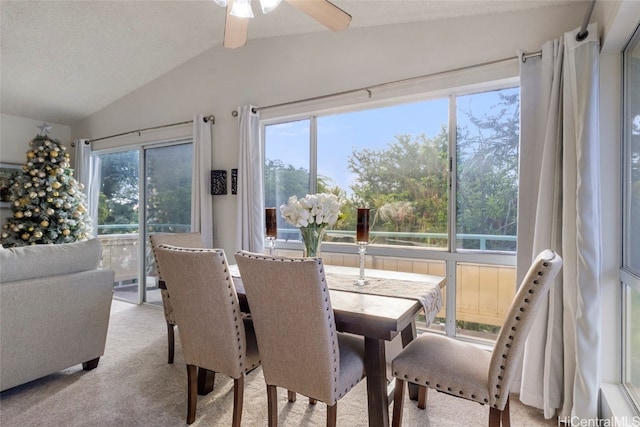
<box><xmin>72</xmin><ymin>3</ymin><xmax>585</xmax><ymax>256</ymax></box>
<box><xmin>1</xmin><ymin>114</ymin><xmax>71</xmax><ymax>164</ymax></box>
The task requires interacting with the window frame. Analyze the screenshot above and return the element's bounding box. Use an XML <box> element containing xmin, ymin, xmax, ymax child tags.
<box><xmin>621</xmin><ymin>23</ymin><xmax>640</xmax><ymax>409</ymax></box>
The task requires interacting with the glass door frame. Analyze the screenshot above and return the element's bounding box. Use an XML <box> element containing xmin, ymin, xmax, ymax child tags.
<box><xmin>92</xmin><ymin>137</ymin><xmax>192</xmax><ymax>306</ymax></box>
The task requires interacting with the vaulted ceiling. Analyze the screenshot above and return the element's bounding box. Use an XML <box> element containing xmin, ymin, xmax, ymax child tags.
<box><xmin>0</xmin><ymin>0</ymin><xmax>585</xmax><ymax>126</ymax></box>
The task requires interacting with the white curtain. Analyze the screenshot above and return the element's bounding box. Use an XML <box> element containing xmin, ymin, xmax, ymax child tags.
<box><xmin>517</xmin><ymin>23</ymin><xmax>601</xmax><ymax>421</ymax></box>
<box><xmin>74</xmin><ymin>139</ymin><xmax>100</xmax><ymax>237</ymax></box>
<box><xmin>235</xmin><ymin>105</ymin><xmax>264</xmax><ymax>252</ymax></box>
<box><xmin>191</xmin><ymin>114</ymin><xmax>214</xmax><ymax>248</ymax></box>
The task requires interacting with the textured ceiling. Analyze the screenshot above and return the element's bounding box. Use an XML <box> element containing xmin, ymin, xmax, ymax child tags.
<box><xmin>0</xmin><ymin>0</ymin><xmax>584</xmax><ymax>126</ymax></box>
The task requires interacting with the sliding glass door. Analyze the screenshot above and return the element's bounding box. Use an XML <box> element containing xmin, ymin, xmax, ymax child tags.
<box><xmin>94</xmin><ymin>140</ymin><xmax>192</xmax><ymax>305</ymax></box>
<box><xmin>143</xmin><ymin>143</ymin><xmax>192</xmax><ymax>305</ymax></box>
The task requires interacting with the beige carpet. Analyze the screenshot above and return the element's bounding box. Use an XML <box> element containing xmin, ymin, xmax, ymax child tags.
<box><xmin>0</xmin><ymin>301</ymin><xmax>557</xmax><ymax>426</ymax></box>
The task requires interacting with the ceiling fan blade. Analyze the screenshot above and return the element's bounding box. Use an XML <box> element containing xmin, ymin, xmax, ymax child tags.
<box><xmin>223</xmin><ymin>0</ymin><xmax>248</xmax><ymax>49</ymax></box>
<box><xmin>285</xmin><ymin>0</ymin><xmax>351</xmax><ymax>32</ymax></box>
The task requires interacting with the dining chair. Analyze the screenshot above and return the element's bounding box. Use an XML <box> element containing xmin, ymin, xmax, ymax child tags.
<box><xmin>390</xmin><ymin>249</ymin><xmax>562</xmax><ymax>427</ymax></box>
<box><xmin>234</xmin><ymin>251</ymin><xmax>366</xmax><ymax>427</ymax></box>
<box><xmin>149</xmin><ymin>232</ymin><xmax>203</xmax><ymax>364</ymax></box>
<box><xmin>154</xmin><ymin>245</ymin><xmax>261</xmax><ymax>426</ymax></box>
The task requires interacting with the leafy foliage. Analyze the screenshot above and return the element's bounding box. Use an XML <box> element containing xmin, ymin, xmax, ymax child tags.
<box><xmin>456</xmin><ymin>92</ymin><xmax>519</xmax><ymax>250</ymax></box>
<box><xmin>347</xmin><ymin>130</ymin><xmax>449</xmax><ymax>243</ymax></box>
<box><xmin>145</xmin><ymin>145</ymin><xmax>192</xmax><ymax>232</ymax></box>
<box><xmin>96</xmin><ymin>145</ymin><xmax>192</xmax><ymax>235</ymax></box>
<box><xmin>98</xmin><ymin>151</ymin><xmax>139</xmax><ymax>232</ymax></box>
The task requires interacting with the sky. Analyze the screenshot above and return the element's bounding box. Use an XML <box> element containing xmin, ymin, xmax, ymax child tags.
<box><xmin>265</xmin><ymin>87</ymin><xmax>518</xmax><ymax>196</ymax></box>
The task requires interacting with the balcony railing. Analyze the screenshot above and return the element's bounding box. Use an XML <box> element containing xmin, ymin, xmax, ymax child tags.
<box><xmin>283</xmin><ymin>228</ymin><xmax>516</xmax><ymax>251</ymax></box>
<box><xmin>97</xmin><ymin>224</ymin><xmax>516</xmax><ymax>332</ymax></box>
<box><xmin>97</xmin><ymin>224</ymin><xmax>192</xmax><ymax>234</ymax></box>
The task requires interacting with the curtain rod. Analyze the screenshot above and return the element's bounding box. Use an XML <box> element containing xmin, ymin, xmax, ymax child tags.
<box><xmin>231</xmin><ymin>54</ymin><xmax>532</xmax><ymax>116</ymax></box>
<box><xmin>86</xmin><ymin>115</ymin><xmax>215</xmax><ymax>144</ymax></box>
<box><xmin>577</xmin><ymin>0</ymin><xmax>596</xmax><ymax>42</ymax></box>
<box><xmin>231</xmin><ymin>2</ymin><xmax>596</xmax><ymax>116</ymax></box>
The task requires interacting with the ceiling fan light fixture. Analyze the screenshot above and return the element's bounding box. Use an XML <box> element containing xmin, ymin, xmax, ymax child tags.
<box><xmin>259</xmin><ymin>0</ymin><xmax>282</xmax><ymax>14</ymax></box>
<box><xmin>230</xmin><ymin>0</ymin><xmax>254</xmax><ymax>18</ymax></box>
<box><xmin>213</xmin><ymin>0</ymin><xmax>228</xmax><ymax>7</ymax></box>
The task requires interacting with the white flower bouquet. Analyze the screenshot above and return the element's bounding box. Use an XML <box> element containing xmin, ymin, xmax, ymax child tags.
<box><xmin>280</xmin><ymin>193</ymin><xmax>342</xmax><ymax>256</ymax></box>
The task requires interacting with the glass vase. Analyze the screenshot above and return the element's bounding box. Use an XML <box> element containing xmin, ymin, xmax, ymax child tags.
<box><xmin>300</xmin><ymin>224</ymin><xmax>325</xmax><ymax>257</ymax></box>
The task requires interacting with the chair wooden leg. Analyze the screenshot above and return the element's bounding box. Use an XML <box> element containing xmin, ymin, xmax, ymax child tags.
<box><xmin>186</xmin><ymin>365</ymin><xmax>198</xmax><ymax>424</ymax></box>
<box><xmin>488</xmin><ymin>396</ymin><xmax>510</xmax><ymax>427</ymax></box>
<box><xmin>197</xmin><ymin>368</ymin><xmax>215</xmax><ymax>395</ymax></box>
<box><xmin>288</xmin><ymin>390</ymin><xmax>296</xmax><ymax>402</ymax></box>
<box><xmin>267</xmin><ymin>385</ymin><xmax>278</xmax><ymax>427</ymax></box>
<box><xmin>167</xmin><ymin>322</ymin><xmax>175</xmax><ymax>364</ymax></box>
<box><xmin>417</xmin><ymin>386</ymin><xmax>427</xmax><ymax>410</ymax></box>
<box><xmin>488</xmin><ymin>407</ymin><xmax>501</xmax><ymax>427</ymax></box>
<box><xmin>502</xmin><ymin>396</ymin><xmax>510</xmax><ymax>427</ymax></box>
<box><xmin>232</xmin><ymin>376</ymin><xmax>244</xmax><ymax>427</ymax></box>
<box><xmin>326</xmin><ymin>403</ymin><xmax>337</xmax><ymax>427</ymax></box>
<box><xmin>309</xmin><ymin>398</ymin><xmax>318</xmax><ymax>405</ymax></box>
<box><xmin>392</xmin><ymin>378</ymin><xmax>405</xmax><ymax>427</ymax></box>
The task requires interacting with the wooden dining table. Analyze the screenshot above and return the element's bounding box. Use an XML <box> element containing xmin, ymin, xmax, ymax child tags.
<box><xmin>229</xmin><ymin>265</ymin><xmax>446</xmax><ymax>427</ymax></box>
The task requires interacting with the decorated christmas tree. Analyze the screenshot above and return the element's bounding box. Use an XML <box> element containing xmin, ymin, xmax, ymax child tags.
<box><xmin>1</xmin><ymin>123</ymin><xmax>92</xmax><ymax>247</ymax></box>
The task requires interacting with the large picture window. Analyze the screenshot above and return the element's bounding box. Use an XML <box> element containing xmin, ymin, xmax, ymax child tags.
<box><xmin>264</xmin><ymin>83</ymin><xmax>519</xmax><ymax>340</ymax></box>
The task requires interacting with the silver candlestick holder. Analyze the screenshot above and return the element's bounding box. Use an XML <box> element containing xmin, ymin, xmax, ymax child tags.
<box><xmin>266</xmin><ymin>236</ymin><xmax>276</xmax><ymax>256</ymax></box>
<box><xmin>355</xmin><ymin>242</ymin><xmax>369</xmax><ymax>286</ymax></box>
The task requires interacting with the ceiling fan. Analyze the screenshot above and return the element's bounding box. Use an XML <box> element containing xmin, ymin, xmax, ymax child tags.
<box><xmin>214</xmin><ymin>0</ymin><xmax>352</xmax><ymax>49</ymax></box>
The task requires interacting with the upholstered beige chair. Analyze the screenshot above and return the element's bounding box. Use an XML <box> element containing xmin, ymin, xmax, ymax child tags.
<box><xmin>391</xmin><ymin>249</ymin><xmax>562</xmax><ymax>427</ymax></box>
<box><xmin>154</xmin><ymin>245</ymin><xmax>260</xmax><ymax>425</ymax></box>
<box><xmin>234</xmin><ymin>251</ymin><xmax>366</xmax><ymax>427</ymax></box>
<box><xmin>149</xmin><ymin>232</ymin><xmax>203</xmax><ymax>364</ymax></box>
